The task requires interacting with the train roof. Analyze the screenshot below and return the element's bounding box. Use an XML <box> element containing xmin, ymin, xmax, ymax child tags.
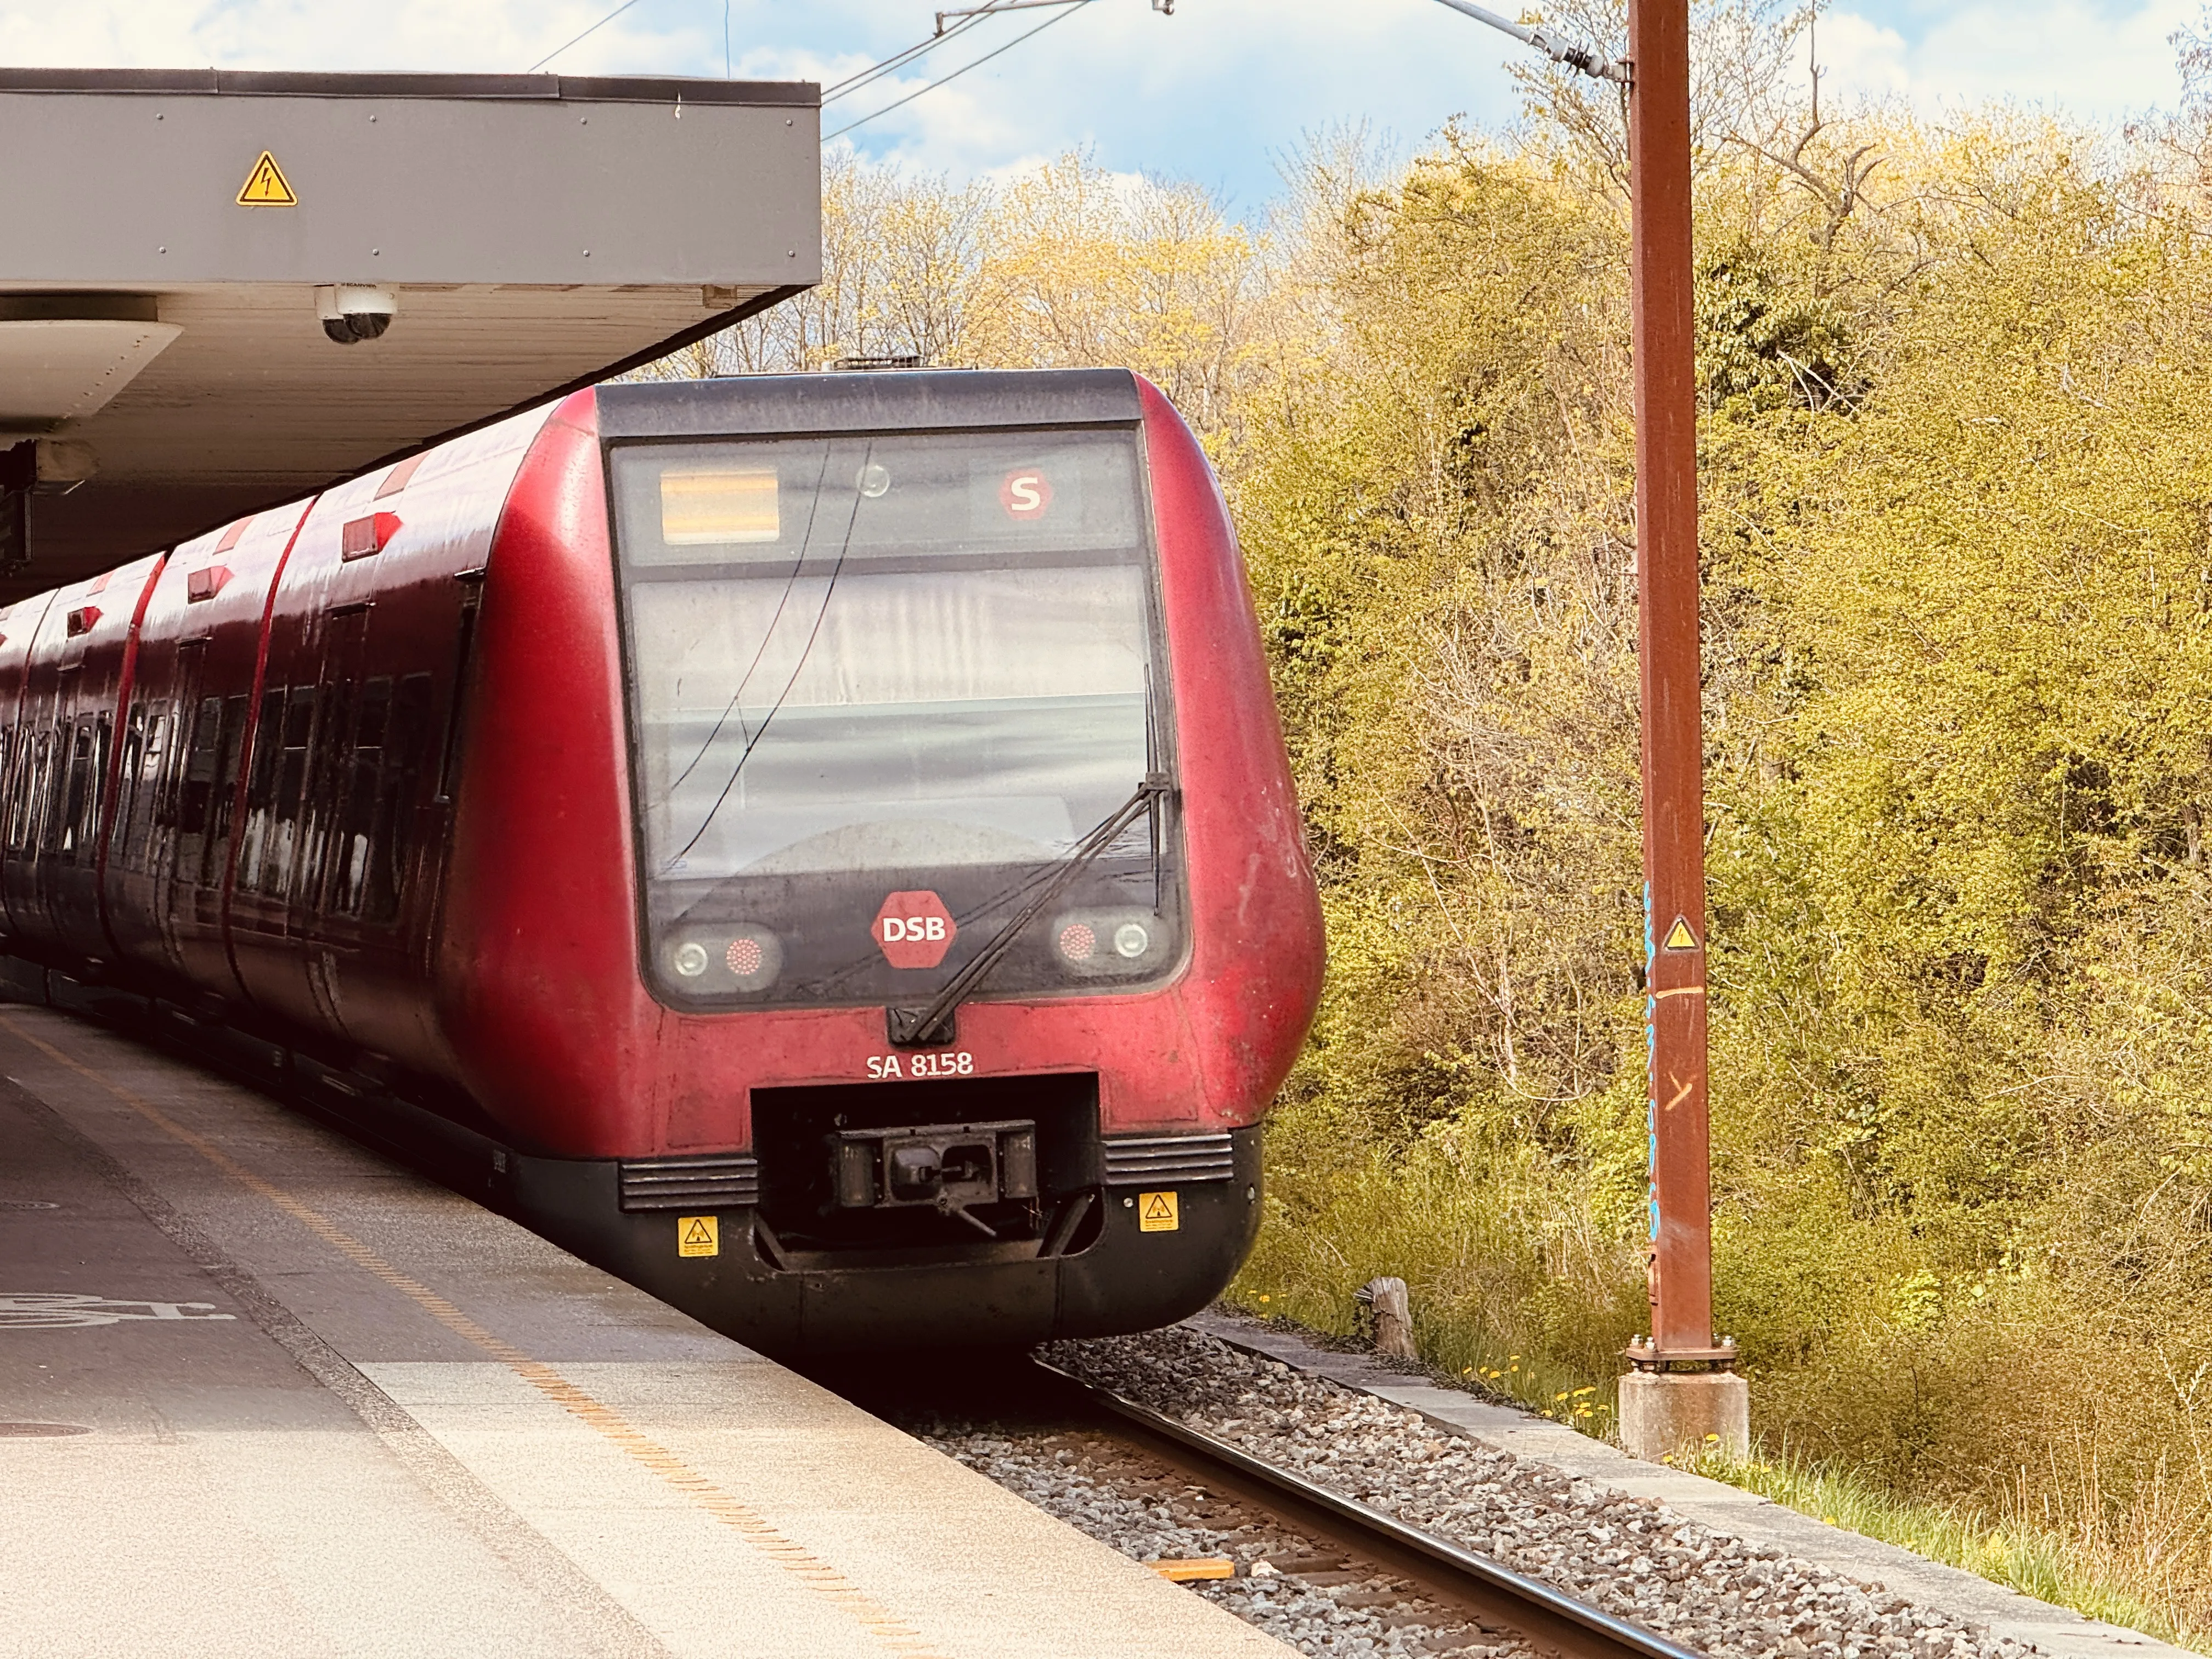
<box><xmin>0</xmin><ymin>68</ymin><xmax>821</xmax><ymax>600</ymax></box>
<box><xmin>596</xmin><ymin>370</ymin><xmax>1146</xmax><ymax>440</ymax></box>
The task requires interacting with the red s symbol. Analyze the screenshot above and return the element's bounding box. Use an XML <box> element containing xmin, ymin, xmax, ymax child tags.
<box><xmin>1000</xmin><ymin>469</ymin><xmax>1052</xmax><ymax>517</ymax></box>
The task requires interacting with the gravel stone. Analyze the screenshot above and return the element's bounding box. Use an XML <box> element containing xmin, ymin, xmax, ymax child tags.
<box><xmin>1034</xmin><ymin>1327</ymin><xmax>2040</xmax><ymax>1659</ymax></box>
<box><xmin>918</xmin><ymin>1419</ymin><xmax>1536</xmax><ymax>1658</ymax></box>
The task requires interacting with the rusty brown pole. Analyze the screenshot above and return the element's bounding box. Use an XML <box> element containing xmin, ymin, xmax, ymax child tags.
<box><xmin>1626</xmin><ymin>0</ymin><xmax>1719</xmax><ymax>1365</ymax></box>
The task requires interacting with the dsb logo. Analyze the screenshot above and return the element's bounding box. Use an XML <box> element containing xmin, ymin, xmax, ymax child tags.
<box><xmin>872</xmin><ymin>890</ymin><xmax>957</xmax><ymax>969</ymax></box>
<box><xmin>880</xmin><ymin>916</ymin><xmax>946</xmax><ymax>942</ymax></box>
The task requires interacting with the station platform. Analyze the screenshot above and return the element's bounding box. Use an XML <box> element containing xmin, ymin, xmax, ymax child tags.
<box><xmin>0</xmin><ymin>1005</ymin><xmax>1287</xmax><ymax>1659</ymax></box>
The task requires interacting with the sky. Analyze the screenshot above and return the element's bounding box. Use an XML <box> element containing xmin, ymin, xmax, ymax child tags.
<box><xmin>0</xmin><ymin>0</ymin><xmax>2199</xmax><ymax>214</ymax></box>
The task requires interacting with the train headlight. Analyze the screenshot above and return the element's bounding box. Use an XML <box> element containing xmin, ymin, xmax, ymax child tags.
<box><xmin>1052</xmin><ymin>910</ymin><xmax>1169</xmax><ymax>977</ymax></box>
<box><xmin>661</xmin><ymin>924</ymin><xmax>782</xmax><ymax>995</ymax></box>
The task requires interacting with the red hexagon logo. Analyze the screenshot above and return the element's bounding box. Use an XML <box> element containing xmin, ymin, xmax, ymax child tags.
<box><xmin>873</xmin><ymin>890</ymin><xmax>957</xmax><ymax>969</ymax></box>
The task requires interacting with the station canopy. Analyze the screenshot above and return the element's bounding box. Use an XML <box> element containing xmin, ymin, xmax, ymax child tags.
<box><xmin>0</xmin><ymin>68</ymin><xmax>822</xmax><ymax>598</ymax></box>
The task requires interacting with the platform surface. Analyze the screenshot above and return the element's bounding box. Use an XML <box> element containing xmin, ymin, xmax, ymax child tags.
<box><xmin>0</xmin><ymin>1005</ymin><xmax>1285</xmax><ymax>1659</ymax></box>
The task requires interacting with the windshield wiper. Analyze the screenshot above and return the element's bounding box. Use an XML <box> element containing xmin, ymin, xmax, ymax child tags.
<box><xmin>887</xmin><ymin>772</ymin><xmax>1172</xmax><ymax>1048</ymax></box>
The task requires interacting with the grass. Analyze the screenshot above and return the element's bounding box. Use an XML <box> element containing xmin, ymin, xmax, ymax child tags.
<box><xmin>1224</xmin><ymin>1293</ymin><xmax>2209</xmax><ymax>1654</ymax></box>
<box><xmin>1682</xmin><ymin>1445</ymin><xmax>2207</xmax><ymax>1654</ymax></box>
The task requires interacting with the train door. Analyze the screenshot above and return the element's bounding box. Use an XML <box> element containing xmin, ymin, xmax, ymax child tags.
<box><xmin>291</xmin><ymin>605</ymin><xmax>368</xmax><ymax>1035</ymax></box>
<box><xmin>112</xmin><ymin>644</ymin><xmax>252</xmax><ymax>992</ymax></box>
<box><xmin>0</xmin><ymin>597</ymin><xmax>52</xmax><ymax>941</ymax></box>
<box><xmin>147</xmin><ymin>639</ymin><xmax>206</xmax><ymax>972</ymax></box>
<box><xmin>39</xmin><ymin>672</ymin><xmax>112</xmax><ymax>952</ymax></box>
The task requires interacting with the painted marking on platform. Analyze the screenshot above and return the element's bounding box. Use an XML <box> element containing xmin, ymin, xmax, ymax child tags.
<box><xmin>678</xmin><ymin>1215</ymin><xmax>719</xmax><ymax>1258</ymax></box>
<box><xmin>0</xmin><ymin>1292</ymin><xmax>236</xmax><ymax>1328</ymax></box>
<box><xmin>0</xmin><ymin>1014</ymin><xmax>951</xmax><ymax>1658</ymax></box>
<box><xmin>236</xmin><ymin>150</ymin><xmax>297</xmax><ymax>206</ymax></box>
<box><xmin>1661</xmin><ymin>916</ymin><xmax>1700</xmax><ymax>952</ymax></box>
<box><xmin>1139</xmin><ymin>1190</ymin><xmax>1180</xmax><ymax>1233</ymax></box>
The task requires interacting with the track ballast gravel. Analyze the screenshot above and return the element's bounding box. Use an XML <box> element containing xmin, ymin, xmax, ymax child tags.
<box><xmin>1005</xmin><ymin>1324</ymin><xmax>2041</xmax><ymax>1659</ymax></box>
<box><xmin>927</xmin><ymin>1419</ymin><xmax>1539</xmax><ymax>1657</ymax></box>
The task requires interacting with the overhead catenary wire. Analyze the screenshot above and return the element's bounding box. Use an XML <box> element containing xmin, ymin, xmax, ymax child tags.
<box><xmin>825</xmin><ymin>0</ymin><xmax>1092</xmax><ymax>141</ymax></box>
<box><xmin>820</xmin><ymin>4</ymin><xmax>1006</xmax><ymax>103</ymax></box>
<box><xmin>526</xmin><ymin>0</ymin><xmax>649</xmax><ymax>73</ymax></box>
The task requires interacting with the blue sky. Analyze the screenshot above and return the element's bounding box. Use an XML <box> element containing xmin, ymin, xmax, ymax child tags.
<box><xmin>0</xmin><ymin>0</ymin><xmax>2197</xmax><ymax>213</ymax></box>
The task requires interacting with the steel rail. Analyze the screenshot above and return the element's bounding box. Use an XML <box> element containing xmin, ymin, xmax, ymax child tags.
<box><xmin>1034</xmin><ymin>1359</ymin><xmax>1705</xmax><ymax>1659</ymax></box>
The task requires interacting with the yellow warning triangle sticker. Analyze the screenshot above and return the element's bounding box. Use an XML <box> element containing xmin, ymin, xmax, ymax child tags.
<box><xmin>1143</xmin><ymin>1194</ymin><xmax>1173</xmax><ymax>1221</ymax></box>
<box><xmin>1662</xmin><ymin>916</ymin><xmax>1700</xmax><ymax>952</ymax></box>
<box><xmin>236</xmin><ymin>150</ymin><xmax>297</xmax><ymax>207</ymax></box>
<box><xmin>681</xmin><ymin>1217</ymin><xmax>713</xmax><ymax>1246</ymax></box>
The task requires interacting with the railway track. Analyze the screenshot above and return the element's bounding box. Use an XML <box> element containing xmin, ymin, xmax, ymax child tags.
<box><xmin>815</xmin><ymin>1345</ymin><xmax>1703</xmax><ymax>1659</ymax></box>
<box><xmin>1033</xmin><ymin>1358</ymin><xmax>1704</xmax><ymax>1659</ymax></box>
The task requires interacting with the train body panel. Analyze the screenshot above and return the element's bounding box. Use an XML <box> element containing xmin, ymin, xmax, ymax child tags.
<box><xmin>5</xmin><ymin>555</ymin><xmax>166</xmax><ymax>960</ymax></box>
<box><xmin>0</xmin><ymin>370</ymin><xmax>1325</xmax><ymax>1354</ymax></box>
<box><xmin>227</xmin><ymin>407</ymin><xmax>552</xmax><ymax>1071</ymax></box>
<box><xmin>107</xmin><ymin>503</ymin><xmax>312</xmax><ymax>1001</ymax></box>
<box><xmin>439</xmin><ymin>393</ymin><xmax>667</xmax><ymax>1153</ymax></box>
<box><xmin>0</xmin><ymin>591</ymin><xmax>57</xmax><ymax>939</ymax></box>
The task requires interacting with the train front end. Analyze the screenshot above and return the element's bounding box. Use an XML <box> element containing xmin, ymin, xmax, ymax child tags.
<box><xmin>444</xmin><ymin>369</ymin><xmax>1323</xmax><ymax>1353</ymax></box>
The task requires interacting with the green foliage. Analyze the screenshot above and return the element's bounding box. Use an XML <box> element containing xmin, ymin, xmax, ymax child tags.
<box><xmin>1228</xmin><ymin>100</ymin><xmax>2212</xmax><ymax>1643</ymax></box>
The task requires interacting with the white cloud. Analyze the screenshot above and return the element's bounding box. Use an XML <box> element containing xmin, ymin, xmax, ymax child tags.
<box><xmin>0</xmin><ymin>0</ymin><xmax>2195</xmax><ymax>212</ymax></box>
<box><xmin>0</xmin><ymin>0</ymin><xmax>696</xmax><ymax>77</ymax></box>
<box><xmin>0</xmin><ymin>0</ymin><xmax>1526</xmax><ymax>211</ymax></box>
<box><xmin>1822</xmin><ymin>1</ymin><xmax>2191</xmax><ymax>119</ymax></box>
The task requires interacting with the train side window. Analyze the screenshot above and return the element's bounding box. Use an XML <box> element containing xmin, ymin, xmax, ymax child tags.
<box><xmin>364</xmin><ymin>673</ymin><xmax>433</xmax><ymax>924</ymax></box>
<box><xmin>17</xmin><ymin>732</ymin><xmax>50</xmax><ymax>856</ymax></box>
<box><xmin>173</xmin><ymin>697</ymin><xmax>223</xmax><ymax>884</ymax></box>
<box><xmin>2</xmin><ymin>727</ymin><xmax>30</xmax><ymax>860</ymax></box>
<box><xmin>300</xmin><ymin>673</ymin><xmax>358</xmax><ymax>915</ymax></box>
<box><xmin>435</xmin><ymin>584</ymin><xmax>483</xmax><ymax>803</ymax></box>
<box><xmin>114</xmin><ymin>706</ymin><xmax>144</xmax><ymax>870</ymax></box>
<box><xmin>235</xmin><ymin>688</ymin><xmax>286</xmax><ymax>893</ymax></box>
<box><xmin>259</xmin><ymin>686</ymin><xmax>319</xmax><ymax>898</ymax></box>
<box><xmin>0</xmin><ymin>725</ymin><xmax>19</xmax><ymax>855</ymax></box>
<box><xmin>126</xmin><ymin>706</ymin><xmax>170</xmax><ymax>874</ymax></box>
<box><xmin>201</xmin><ymin>695</ymin><xmax>249</xmax><ymax>889</ymax></box>
<box><xmin>40</xmin><ymin>725</ymin><xmax>65</xmax><ymax>856</ymax></box>
<box><xmin>87</xmin><ymin>713</ymin><xmax>110</xmax><ymax>859</ymax></box>
<box><xmin>11</xmin><ymin>730</ymin><xmax>39</xmax><ymax>859</ymax></box>
<box><xmin>54</xmin><ymin>720</ymin><xmax>94</xmax><ymax>862</ymax></box>
<box><xmin>331</xmin><ymin>676</ymin><xmax>392</xmax><ymax>916</ymax></box>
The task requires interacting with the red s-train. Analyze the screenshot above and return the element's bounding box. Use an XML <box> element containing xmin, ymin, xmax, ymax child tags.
<box><xmin>0</xmin><ymin>370</ymin><xmax>1324</xmax><ymax>1352</ymax></box>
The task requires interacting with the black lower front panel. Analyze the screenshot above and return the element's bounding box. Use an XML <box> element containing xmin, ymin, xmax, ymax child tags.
<box><xmin>503</xmin><ymin>1127</ymin><xmax>1262</xmax><ymax>1357</ymax></box>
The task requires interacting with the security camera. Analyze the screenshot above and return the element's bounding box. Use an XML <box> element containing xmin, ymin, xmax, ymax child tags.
<box><xmin>316</xmin><ymin>285</ymin><xmax>397</xmax><ymax>345</ymax></box>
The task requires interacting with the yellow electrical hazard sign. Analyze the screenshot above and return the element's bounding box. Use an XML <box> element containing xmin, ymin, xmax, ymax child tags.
<box><xmin>1138</xmin><ymin>1191</ymin><xmax>1180</xmax><ymax>1233</ymax></box>
<box><xmin>678</xmin><ymin>1215</ymin><xmax>719</xmax><ymax>1258</ymax></box>
<box><xmin>1661</xmin><ymin>916</ymin><xmax>1700</xmax><ymax>952</ymax></box>
<box><xmin>236</xmin><ymin>150</ymin><xmax>297</xmax><ymax>207</ymax></box>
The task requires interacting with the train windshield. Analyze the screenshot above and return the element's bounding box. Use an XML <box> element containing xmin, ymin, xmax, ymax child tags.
<box><xmin>608</xmin><ymin>427</ymin><xmax>1180</xmax><ymax>1009</ymax></box>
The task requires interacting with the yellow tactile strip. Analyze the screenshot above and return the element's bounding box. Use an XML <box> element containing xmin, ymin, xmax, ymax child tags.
<box><xmin>0</xmin><ymin>1014</ymin><xmax>950</xmax><ymax>1659</ymax></box>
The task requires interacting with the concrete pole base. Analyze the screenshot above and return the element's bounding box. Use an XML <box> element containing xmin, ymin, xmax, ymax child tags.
<box><xmin>1618</xmin><ymin>1370</ymin><xmax>1750</xmax><ymax>1464</ymax></box>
